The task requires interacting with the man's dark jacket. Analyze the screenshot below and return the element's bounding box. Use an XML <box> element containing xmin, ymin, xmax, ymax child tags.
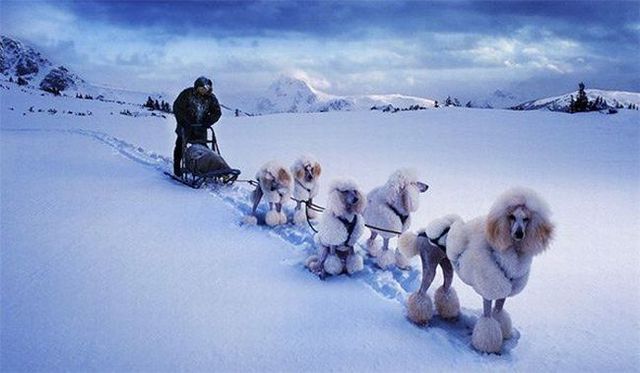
<box><xmin>173</xmin><ymin>88</ymin><xmax>222</xmax><ymax>139</ymax></box>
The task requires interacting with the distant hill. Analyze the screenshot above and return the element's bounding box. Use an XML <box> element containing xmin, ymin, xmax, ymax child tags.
<box><xmin>511</xmin><ymin>89</ymin><xmax>640</xmax><ymax>112</ymax></box>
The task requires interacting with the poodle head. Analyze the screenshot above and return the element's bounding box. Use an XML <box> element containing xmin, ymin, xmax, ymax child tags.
<box><xmin>257</xmin><ymin>160</ymin><xmax>292</xmax><ymax>192</ymax></box>
<box><xmin>327</xmin><ymin>179</ymin><xmax>366</xmax><ymax>216</ymax></box>
<box><xmin>291</xmin><ymin>155</ymin><xmax>322</xmax><ymax>184</ymax></box>
<box><xmin>485</xmin><ymin>187</ymin><xmax>555</xmax><ymax>255</ymax></box>
<box><xmin>384</xmin><ymin>168</ymin><xmax>429</xmax><ymax>213</ymax></box>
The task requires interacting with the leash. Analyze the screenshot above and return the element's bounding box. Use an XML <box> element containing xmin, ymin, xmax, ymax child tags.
<box><xmin>236</xmin><ymin>181</ymin><xmax>404</xmax><ymax>236</ymax></box>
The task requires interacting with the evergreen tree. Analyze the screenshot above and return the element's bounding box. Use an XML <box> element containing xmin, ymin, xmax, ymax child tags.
<box><xmin>154</xmin><ymin>99</ymin><xmax>160</xmax><ymax>110</ymax></box>
<box><xmin>445</xmin><ymin>96</ymin><xmax>453</xmax><ymax>106</ymax></box>
<box><xmin>434</xmin><ymin>100</ymin><xmax>439</xmax><ymax>108</ymax></box>
<box><xmin>573</xmin><ymin>82</ymin><xmax>589</xmax><ymax>112</ymax></box>
<box><xmin>465</xmin><ymin>101</ymin><xmax>472</xmax><ymax>108</ymax></box>
<box><xmin>9</xmin><ymin>76</ymin><xmax>14</xmax><ymax>83</ymax></box>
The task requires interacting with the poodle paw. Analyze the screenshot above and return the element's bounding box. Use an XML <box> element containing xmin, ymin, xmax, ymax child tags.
<box><xmin>395</xmin><ymin>249</ymin><xmax>412</xmax><ymax>270</ymax></box>
<box><xmin>376</xmin><ymin>249</ymin><xmax>396</xmax><ymax>270</ymax></box>
<box><xmin>434</xmin><ymin>286</ymin><xmax>460</xmax><ymax>319</ymax></box>
<box><xmin>472</xmin><ymin>316</ymin><xmax>503</xmax><ymax>353</ymax></box>
<box><xmin>293</xmin><ymin>209</ymin><xmax>307</xmax><ymax>225</ymax></box>
<box><xmin>345</xmin><ymin>253</ymin><xmax>364</xmax><ymax>274</ymax></box>
<box><xmin>407</xmin><ymin>291</ymin><xmax>433</xmax><ymax>325</ymax></box>
<box><xmin>279</xmin><ymin>211</ymin><xmax>288</xmax><ymax>225</ymax></box>
<box><xmin>306</xmin><ymin>255</ymin><xmax>323</xmax><ymax>275</ymax></box>
<box><xmin>366</xmin><ymin>238</ymin><xmax>383</xmax><ymax>257</ymax></box>
<box><xmin>265</xmin><ymin>210</ymin><xmax>280</xmax><ymax>226</ymax></box>
<box><xmin>492</xmin><ymin>309</ymin><xmax>513</xmax><ymax>340</ymax></box>
<box><xmin>323</xmin><ymin>254</ymin><xmax>344</xmax><ymax>276</ymax></box>
<box><xmin>242</xmin><ymin>215</ymin><xmax>258</xmax><ymax>225</ymax></box>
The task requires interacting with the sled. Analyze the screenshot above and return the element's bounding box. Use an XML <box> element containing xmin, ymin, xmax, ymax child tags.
<box><xmin>169</xmin><ymin>124</ymin><xmax>241</xmax><ymax>188</ymax></box>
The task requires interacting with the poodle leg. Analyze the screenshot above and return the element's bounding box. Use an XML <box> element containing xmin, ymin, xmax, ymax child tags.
<box><xmin>366</xmin><ymin>231</ymin><xmax>382</xmax><ymax>257</ymax></box>
<box><xmin>434</xmin><ymin>258</ymin><xmax>460</xmax><ymax>319</ymax></box>
<box><xmin>492</xmin><ymin>298</ymin><xmax>513</xmax><ymax>340</ymax></box>
<box><xmin>293</xmin><ymin>201</ymin><xmax>306</xmax><ymax>225</ymax></box>
<box><xmin>307</xmin><ymin>245</ymin><xmax>329</xmax><ymax>279</ymax></box>
<box><xmin>377</xmin><ymin>237</ymin><xmax>396</xmax><ymax>270</ymax></box>
<box><xmin>345</xmin><ymin>247</ymin><xmax>364</xmax><ymax>275</ymax></box>
<box><xmin>406</xmin><ymin>249</ymin><xmax>438</xmax><ymax>325</ymax></box>
<box><xmin>265</xmin><ymin>203</ymin><xmax>280</xmax><ymax>226</ymax></box>
<box><xmin>276</xmin><ymin>202</ymin><xmax>287</xmax><ymax>224</ymax></box>
<box><xmin>395</xmin><ymin>246</ymin><xmax>411</xmax><ymax>270</ymax></box>
<box><xmin>251</xmin><ymin>186</ymin><xmax>263</xmax><ymax>215</ymax></box>
<box><xmin>243</xmin><ymin>186</ymin><xmax>262</xmax><ymax>225</ymax></box>
<box><xmin>472</xmin><ymin>298</ymin><xmax>503</xmax><ymax>353</ymax></box>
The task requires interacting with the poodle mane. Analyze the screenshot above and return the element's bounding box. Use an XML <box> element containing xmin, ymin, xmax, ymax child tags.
<box><xmin>257</xmin><ymin>160</ymin><xmax>292</xmax><ymax>186</ymax></box>
<box><xmin>485</xmin><ymin>187</ymin><xmax>555</xmax><ymax>255</ymax></box>
<box><xmin>327</xmin><ymin>179</ymin><xmax>366</xmax><ymax>216</ymax></box>
<box><xmin>290</xmin><ymin>154</ymin><xmax>321</xmax><ymax>181</ymax></box>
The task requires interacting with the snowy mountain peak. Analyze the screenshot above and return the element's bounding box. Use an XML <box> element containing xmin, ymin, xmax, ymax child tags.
<box><xmin>1</xmin><ymin>35</ymin><xmax>84</xmax><ymax>92</ymax></box>
<box><xmin>1</xmin><ymin>35</ymin><xmax>53</xmax><ymax>80</ymax></box>
<box><xmin>254</xmin><ymin>75</ymin><xmax>435</xmax><ymax>115</ymax></box>
<box><xmin>256</xmin><ymin>75</ymin><xmax>324</xmax><ymax>114</ymax></box>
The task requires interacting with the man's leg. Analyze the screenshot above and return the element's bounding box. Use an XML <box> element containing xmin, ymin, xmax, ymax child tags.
<box><xmin>173</xmin><ymin>135</ymin><xmax>183</xmax><ymax>176</ymax></box>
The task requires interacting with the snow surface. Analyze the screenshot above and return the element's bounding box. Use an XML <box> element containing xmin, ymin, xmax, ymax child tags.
<box><xmin>1</xmin><ymin>82</ymin><xmax>639</xmax><ymax>371</ymax></box>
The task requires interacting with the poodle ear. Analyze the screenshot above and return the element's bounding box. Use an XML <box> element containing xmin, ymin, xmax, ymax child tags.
<box><xmin>278</xmin><ymin>168</ymin><xmax>291</xmax><ymax>184</ymax></box>
<box><xmin>354</xmin><ymin>188</ymin><xmax>366</xmax><ymax>213</ymax></box>
<box><xmin>313</xmin><ymin>162</ymin><xmax>322</xmax><ymax>177</ymax></box>
<box><xmin>402</xmin><ymin>185</ymin><xmax>421</xmax><ymax>213</ymax></box>
<box><xmin>295</xmin><ymin>167</ymin><xmax>304</xmax><ymax>180</ymax></box>
<box><xmin>327</xmin><ymin>188</ymin><xmax>344</xmax><ymax>215</ymax></box>
<box><xmin>523</xmin><ymin>216</ymin><xmax>555</xmax><ymax>255</ymax></box>
<box><xmin>485</xmin><ymin>214</ymin><xmax>511</xmax><ymax>251</ymax></box>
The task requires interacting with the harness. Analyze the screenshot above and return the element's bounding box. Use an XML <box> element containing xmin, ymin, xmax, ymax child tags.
<box><xmin>295</xmin><ymin>178</ymin><xmax>313</xmax><ymax>195</ymax></box>
<box><xmin>386</xmin><ymin>202</ymin><xmax>409</xmax><ymax>226</ymax></box>
<box><xmin>490</xmin><ymin>248</ymin><xmax>517</xmax><ymax>282</ymax></box>
<box><xmin>337</xmin><ymin>215</ymin><xmax>358</xmax><ymax>247</ymax></box>
<box><xmin>421</xmin><ymin>226</ymin><xmax>451</xmax><ymax>252</ymax></box>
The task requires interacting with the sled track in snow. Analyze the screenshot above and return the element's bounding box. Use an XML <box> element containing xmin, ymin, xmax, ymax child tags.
<box><xmin>3</xmin><ymin>127</ymin><xmax>419</xmax><ymax>301</ymax></box>
<box><xmin>3</xmin><ymin>127</ymin><xmax>519</xmax><ymax>354</ymax></box>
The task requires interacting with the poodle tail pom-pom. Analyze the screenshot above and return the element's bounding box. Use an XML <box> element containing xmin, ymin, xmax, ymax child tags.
<box><xmin>243</xmin><ymin>215</ymin><xmax>258</xmax><ymax>225</ymax></box>
<box><xmin>398</xmin><ymin>231</ymin><xmax>419</xmax><ymax>259</ymax></box>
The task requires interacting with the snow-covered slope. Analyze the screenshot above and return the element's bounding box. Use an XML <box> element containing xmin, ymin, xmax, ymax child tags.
<box><xmin>512</xmin><ymin>89</ymin><xmax>640</xmax><ymax>112</ymax></box>
<box><xmin>254</xmin><ymin>75</ymin><xmax>436</xmax><ymax>114</ymax></box>
<box><xmin>1</xmin><ymin>83</ymin><xmax>639</xmax><ymax>371</ymax></box>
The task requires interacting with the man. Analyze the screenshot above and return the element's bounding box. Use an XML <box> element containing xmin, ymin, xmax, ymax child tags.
<box><xmin>172</xmin><ymin>76</ymin><xmax>222</xmax><ymax>177</ymax></box>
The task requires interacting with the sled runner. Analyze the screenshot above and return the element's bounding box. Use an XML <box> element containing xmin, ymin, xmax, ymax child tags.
<box><xmin>167</xmin><ymin>124</ymin><xmax>240</xmax><ymax>188</ymax></box>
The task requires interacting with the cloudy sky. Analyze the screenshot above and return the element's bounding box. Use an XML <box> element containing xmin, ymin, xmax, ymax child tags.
<box><xmin>1</xmin><ymin>0</ymin><xmax>639</xmax><ymax>103</ymax></box>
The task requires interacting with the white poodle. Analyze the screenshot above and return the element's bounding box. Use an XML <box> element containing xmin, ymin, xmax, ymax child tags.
<box><xmin>290</xmin><ymin>155</ymin><xmax>322</xmax><ymax>226</ymax></box>
<box><xmin>244</xmin><ymin>161</ymin><xmax>292</xmax><ymax>226</ymax></box>
<box><xmin>363</xmin><ymin>169</ymin><xmax>428</xmax><ymax>270</ymax></box>
<box><xmin>400</xmin><ymin>187</ymin><xmax>555</xmax><ymax>353</ymax></box>
<box><xmin>306</xmin><ymin>179</ymin><xmax>367</xmax><ymax>279</ymax></box>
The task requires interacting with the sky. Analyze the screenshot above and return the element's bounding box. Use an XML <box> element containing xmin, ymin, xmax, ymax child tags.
<box><xmin>1</xmin><ymin>0</ymin><xmax>639</xmax><ymax>104</ymax></box>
